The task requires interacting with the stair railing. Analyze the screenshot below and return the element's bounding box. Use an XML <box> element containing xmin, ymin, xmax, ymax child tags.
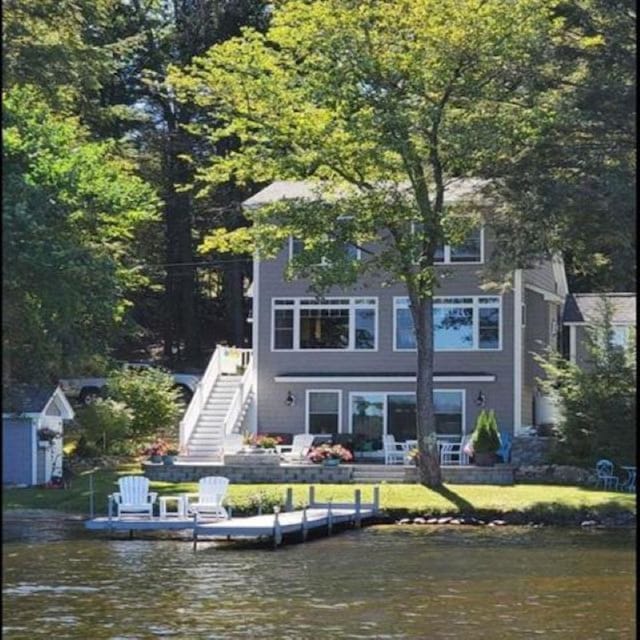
<box><xmin>222</xmin><ymin>353</ymin><xmax>254</xmax><ymax>435</ymax></box>
<box><xmin>179</xmin><ymin>346</ymin><xmax>222</xmax><ymax>451</ymax></box>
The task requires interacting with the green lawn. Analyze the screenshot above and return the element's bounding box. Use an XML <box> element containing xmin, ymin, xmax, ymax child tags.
<box><xmin>2</xmin><ymin>464</ymin><xmax>635</xmax><ymax>520</ymax></box>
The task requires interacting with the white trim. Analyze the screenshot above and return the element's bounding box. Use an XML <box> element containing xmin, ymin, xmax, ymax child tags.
<box><xmin>274</xmin><ymin>375</ymin><xmax>495</xmax><ymax>383</ymax></box>
<box><xmin>43</xmin><ymin>387</ymin><xmax>75</xmax><ymax>421</ymax></box>
<box><xmin>429</xmin><ymin>226</ymin><xmax>485</xmax><ymax>265</ymax></box>
<box><xmin>513</xmin><ymin>269</ymin><xmax>524</xmax><ymax>435</ymax></box>
<box><xmin>347</xmin><ymin>389</ymin><xmax>467</xmax><ymax>438</ymax></box>
<box><xmin>251</xmin><ymin>252</ymin><xmax>260</xmax><ymax>432</ymax></box>
<box><xmin>563</xmin><ymin>321</ymin><xmax>634</xmax><ymax>326</ymax></box>
<box><xmin>31</xmin><ymin>419</ymin><xmax>38</xmax><ymax>485</ymax></box>
<box><xmin>271</xmin><ymin>297</ymin><xmax>378</xmax><ymax>352</ymax></box>
<box><xmin>392</xmin><ymin>295</ymin><xmax>502</xmax><ymax>352</ymax></box>
<box><xmin>552</xmin><ymin>254</ymin><xmax>569</xmax><ymax>298</ymax></box>
<box><xmin>305</xmin><ymin>389</ymin><xmax>343</xmax><ymax>434</ymax></box>
<box><xmin>524</xmin><ymin>283</ymin><xmax>563</xmax><ymax>303</ymax></box>
<box><xmin>569</xmin><ymin>325</ymin><xmax>577</xmax><ymax>363</ymax></box>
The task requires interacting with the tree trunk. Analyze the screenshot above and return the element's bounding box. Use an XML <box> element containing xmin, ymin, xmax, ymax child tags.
<box><xmin>409</xmin><ymin>293</ymin><xmax>442</xmax><ymax>487</ymax></box>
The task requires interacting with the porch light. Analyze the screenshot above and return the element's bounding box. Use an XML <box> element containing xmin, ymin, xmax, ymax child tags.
<box><xmin>285</xmin><ymin>390</ymin><xmax>296</xmax><ymax>407</ymax></box>
<box><xmin>476</xmin><ymin>390</ymin><xmax>486</xmax><ymax>407</ymax></box>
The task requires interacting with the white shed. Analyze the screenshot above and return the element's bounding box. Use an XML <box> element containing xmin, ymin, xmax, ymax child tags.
<box><xmin>2</xmin><ymin>385</ymin><xmax>75</xmax><ymax>487</ymax></box>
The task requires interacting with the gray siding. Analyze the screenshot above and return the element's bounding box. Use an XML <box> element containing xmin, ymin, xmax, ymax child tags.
<box><xmin>255</xmin><ymin>228</ymin><xmax>517</xmax><ymax>436</ymax></box>
<box><xmin>524</xmin><ymin>259</ymin><xmax>557</xmax><ymax>293</ymax></box>
<box><xmin>2</xmin><ymin>418</ymin><xmax>34</xmax><ymax>485</ymax></box>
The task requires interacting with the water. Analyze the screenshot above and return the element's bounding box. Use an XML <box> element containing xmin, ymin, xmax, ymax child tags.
<box><xmin>2</xmin><ymin>512</ymin><xmax>635</xmax><ymax>639</ymax></box>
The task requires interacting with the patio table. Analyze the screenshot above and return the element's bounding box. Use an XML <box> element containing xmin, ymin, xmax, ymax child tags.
<box><xmin>620</xmin><ymin>466</ymin><xmax>636</xmax><ymax>493</ymax></box>
<box><xmin>159</xmin><ymin>495</ymin><xmax>186</xmax><ymax>519</ymax></box>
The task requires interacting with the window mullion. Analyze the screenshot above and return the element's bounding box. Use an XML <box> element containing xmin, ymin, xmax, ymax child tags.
<box><xmin>473</xmin><ymin>298</ymin><xmax>479</xmax><ymax>349</ymax></box>
<box><xmin>293</xmin><ymin>300</ymin><xmax>300</xmax><ymax>350</ymax></box>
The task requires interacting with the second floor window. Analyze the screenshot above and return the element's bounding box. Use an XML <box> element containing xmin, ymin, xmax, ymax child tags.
<box><xmin>273</xmin><ymin>297</ymin><xmax>377</xmax><ymax>350</ymax></box>
<box><xmin>434</xmin><ymin>227</ymin><xmax>483</xmax><ymax>263</ymax></box>
<box><xmin>394</xmin><ymin>296</ymin><xmax>502</xmax><ymax>351</ymax></box>
<box><xmin>289</xmin><ymin>237</ymin><xmax>361</xmax><ymax>263</ymax></box>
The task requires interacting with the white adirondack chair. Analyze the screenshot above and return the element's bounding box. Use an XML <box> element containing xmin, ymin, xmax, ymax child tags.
<box><xmin>383</xmin><ymin>435</ymin><xmax>408</xmax><ymax>465</ymax></box>
<box><xmin>223</xmin><ymin>433</ymin><xmax>244</xmax><ymax>454</ymax></box>
<box><xmin>111</xmin><ymin>476</ymin><xmax>157</xmax><ymax>519</ymax></box>
<box><xmin>277</xmin><ymin>434</ymin><xmax>315</xmax><ymax>462</ymax></box>
<box><xmin>184</xmin><ymin>476</ymin><xmax>230</xmax><ymax>519</ymax></box>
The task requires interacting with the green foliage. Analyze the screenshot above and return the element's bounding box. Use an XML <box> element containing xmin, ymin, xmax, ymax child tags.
<box><xmin>106</xmin><ymin>367</ymin><xmax>182</xmax><ymax>441</ymax></box>
<box><xmin>75</xmin><ymin>398</ymin><xmax>134</xmax><ymax>454</ymax></box>
<box><xmin>2</xmin><ymin>85</ymin><xmax>159</xmax><ymax>383</ymax></box>
<box><xmin>536</xmin><ymin>300</ymin><xmax>636</xmax><ymax>467</ymax></box>
<box><xmin>470</xmin><ymin>410</ymin><xmax>501</xmax><ymax>454</ymax></box>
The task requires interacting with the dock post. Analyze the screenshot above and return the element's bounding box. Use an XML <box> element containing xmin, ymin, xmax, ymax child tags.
<box><xmin>107</xmin><ymin>495</ymin><xmax>113</xmax><ymax>532</ymax></box>
<box><xmin>301</xmin><ymin>506</ymin><xmax>308</xmax><ymax>542</ymax></box>
<box><xmin>273</xmin><ymin>506</ymin><xmax>282</xmax><ymax>549</ymax></box>
<box><xmin>89</xmin><ymin>471</ymin><xmax>95</xmax><ymax>519</ymax></box>
<box><xmin>373</xmin><ymin>486</ymin><xmax>380</xmax><ymax>514</ymax></box>
<box><xmin>192</xmin><ymin>512</ymin><xmax>199</xmax><ymax>551</ymax></box>
<box><xmin>354</xmin><ymin>489</ymin><xmax>362</xmax><ymax>528</ymax></box>
<box><xmin>309</xmin><ymin>486</ymin><xmax>315</xmax><ymax>507</ymax></box>
<box><xmin>285</xmin><ymin>488</ymin><xmax>293</xmax><ymax>512</ymax></box>
<box><xmin>327</xmin><ymin>499</ymin><xmax>333</xmax><ymax>536</ymax></box>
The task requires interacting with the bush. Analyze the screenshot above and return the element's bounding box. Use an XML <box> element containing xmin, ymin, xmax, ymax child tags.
<box><xmin>75</xmin><ymin>398</ymin><xmax>133</xmax><ymax>454</ymax></box>
<box><xmin>106</xmin><ymin>367</ymin><xmax>182</xmax><ymax>442</ymax></box>
<box><xmin>471</xmin><ymin>410</ymin><xmax>500</xmax><ymax>454</ymax></box>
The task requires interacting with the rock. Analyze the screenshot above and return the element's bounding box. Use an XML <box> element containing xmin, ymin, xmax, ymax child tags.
<box><xmin>398</xmin><ymin>518</ymin><xmax>412</xmax><ymax>525</ymax></box>
<box><xmin>449</xmin><ymin>518</ymin><xmax>461</xmax><ymax>525</ymax></box>
<box><xmin>426</xmin><ymin>518</ymin><xmax>439</xmax><ymax>524</ymax></box>
<box><xmin>581</xmin><ymin>520</ymin><xmax>599</xmax><ymax>527</ymax></box>
<box><xmin>489</xmin><ymin>520</ymin><xmax>507</xmax><ymax>526</ymax></box>
<box><xmin>413</xmin><ymin>517</ymin><xmax>427</xmax><ymax>525</ymax></box>
<box><xmin>437</xmin><ymin>517</ymin><xmax>452</xmax><ymax>524</ymax></box>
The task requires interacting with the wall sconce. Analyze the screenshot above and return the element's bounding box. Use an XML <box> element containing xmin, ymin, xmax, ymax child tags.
<box><xmin>284</xmin><ymin>390</ymin><xmax>296</xmax><ymax>407</ymax></box>
<box><xmin>476</xmin><ymin>390</ymin><xmax>486</xmax><ymax>407</ymax></box>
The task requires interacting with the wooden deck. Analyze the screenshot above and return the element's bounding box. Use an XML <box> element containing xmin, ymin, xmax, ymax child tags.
<box><xmin>84</xmin><ymin>487</ymin><xmax>379</xmax><ymax>548</ymax></box>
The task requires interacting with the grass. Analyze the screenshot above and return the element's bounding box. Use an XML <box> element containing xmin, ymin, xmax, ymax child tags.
<box><xmin>2</xmin><ymin>464</ymin><xmax>635</xmax><ymax>522</ymax></box>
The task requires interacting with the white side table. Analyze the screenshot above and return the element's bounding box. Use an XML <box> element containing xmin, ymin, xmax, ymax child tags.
<box><xmin>159</xmin><ymin>495</ymin><xmax>186</xmax><ymax>519</ymax></box>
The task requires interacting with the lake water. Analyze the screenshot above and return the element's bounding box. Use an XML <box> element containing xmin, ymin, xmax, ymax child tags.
<box><xmin>2</xmin><ymin>512</ymin><xmax>635</xmax><ymax>639</ymax></box>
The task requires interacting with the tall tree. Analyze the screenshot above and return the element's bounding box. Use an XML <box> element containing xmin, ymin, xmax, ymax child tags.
<box><xmin>169</xmin><ymin>0</ymin><xmax>563</xmax><ymax>486</ymax></box>
<box><xmin>2</xmin><ymin>86</ymin><xmax>159</xmax><ymax>384</ymax></box>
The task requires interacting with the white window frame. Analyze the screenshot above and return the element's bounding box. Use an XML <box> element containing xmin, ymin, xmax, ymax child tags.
<box><xmin>271</xmin><ymin>297</ymin><xmax>378</xmax><ymax>352</ymax></box>
<box><xmin>305</xmin><ymin>389</ymin><xmax>343</xmax><ymax>435</ymax></box>
<box><xmin>348</xmin><ymin>389</ymin><xmax>466</xmax><ymax>437</ymax></box>
<box><xmin>435</xmin><ymin>227</ymin><xmax>485</xmax><ymax>264</ymax></box>
<box><xmin>393</xmin><ymin>296</ymin><xmax>502</xmax><ymax>352</ymax></box>
<box><xmin>289</xmin><ymin>236</ymin><xmax>361</xmax><ymax>264</ymax></box>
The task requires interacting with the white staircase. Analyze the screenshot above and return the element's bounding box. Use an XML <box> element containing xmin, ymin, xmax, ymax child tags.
<box><xmin>179</xmin><ymin>346</ymin><xmax>253</xmax><ymax>462</ymax></box>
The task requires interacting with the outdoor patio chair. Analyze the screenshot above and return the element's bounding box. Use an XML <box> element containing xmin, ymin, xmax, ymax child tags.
<box><xmin>223</xmin><ymin>433</ymin><xmax>244</xmax><ymax>454</ymax></box>
<box><xmin>497</xmin><ymin>431</ymin><xmax>513</xmax><ymax>463</ymax></box>
<box><xmin>277</xmin><ymin>434</ymin><xmax>315</xmax><ymax>462</ymax></box>
<box><xmin>595</xmin><ymin>459</ymin><xmax>619</xmax><ymax>490</ymax></box>
<box><xmin>440</xmin><ymin>440</ymin><xmax>463</xmax><ymax>465</ymax></box>
<box><xmin>184</xmin><ymin>476</ymin><xmax>230</xmax><ymax>519</ymax></box>
<box><xmin>111</xmin><ymin>476</ymin><xmax>157</xmax><ymax>519</ymax></box>
<box><xmin>383</xmin><ymin>435</ymin><xmax>408</xmax><ymax>465</ymax></box>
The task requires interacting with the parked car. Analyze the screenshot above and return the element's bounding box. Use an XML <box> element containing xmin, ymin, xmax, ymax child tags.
<box><xmin>59</xmin><ymin>362</ymin><xmax>201</xmax><ymax>405</ymax></box>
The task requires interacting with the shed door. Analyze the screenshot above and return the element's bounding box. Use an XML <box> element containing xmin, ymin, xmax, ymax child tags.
<box><xmin>2</xmin><ymin>418</ymin><xmax>34</xmax><ymax>485</ymax></box>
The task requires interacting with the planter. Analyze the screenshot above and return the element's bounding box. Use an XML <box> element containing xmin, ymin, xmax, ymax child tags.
<box><xmin>162</xmin><ymin>455</ymin><xmax>176</xmax><ymax>465</ymax></box>
<box><xmin>323</xmin><ymin>458</ymin><xmax>341</xmax><ymax>467</ymax></box>
<box><xmin>474</xmin><ymin>452</ymin><xmax>496</xmax><ymax>467</ymax></box>
<box><xmin>149</xmin><ymin>455</ymin><xmax>163</xmax><ymax>464</ymax></box>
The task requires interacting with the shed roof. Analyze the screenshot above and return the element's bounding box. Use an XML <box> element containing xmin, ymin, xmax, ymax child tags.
<box><xmin>563</xmin><ymin>293</ymin><xmax>636</xmax><ymax>325</ymax></box>
<box><xmin>2</xmin><ymin>384</ymin><xmax>74</xmax><ymax>419</ymax></box>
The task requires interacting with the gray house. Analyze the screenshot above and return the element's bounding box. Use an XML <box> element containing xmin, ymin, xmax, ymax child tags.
<box><xmin>2</xmin><ymin>385</ymin><xmax>74</xmax><ymax>486</ymax></box>
<box><xmin>178</xmin><ymin>180</ymin><xmax>570</xmax><ymax>460</ymax></box>
<box><xmin>563</xmin><ymin>293</ymin><xmax>636</xmax><ymax>369</ymax></box>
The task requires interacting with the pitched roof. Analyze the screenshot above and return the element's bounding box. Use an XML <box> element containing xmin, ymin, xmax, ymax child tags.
<box><xmin>2</xmin><ymin>384</ymin><xmax>58</xmax><ymax>415</ymax></box>
<box><xmin>563</xmin><ymin>293</ymin><xmax>636</xmax><ymax>325</ymax></box>
<box><xmin>243</xmin><ymin>178</ymin><xmax>490</xmax><ymax>207</ymax></box>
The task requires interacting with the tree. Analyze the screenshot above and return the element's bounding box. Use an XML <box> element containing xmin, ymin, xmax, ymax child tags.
<box><xmin>2</xmin><ymin>85</ymin><xmax>159</xmax><ymax>384</ymax></box>
<box><xmin>535</xmin><ymin>300</ymin><xmax>636</xmax><ymax>466</ymax></box>
<box><xmin>169</xmin><ymin>0</ymin><xmax>563</xmax><ymax>486</ymax></box>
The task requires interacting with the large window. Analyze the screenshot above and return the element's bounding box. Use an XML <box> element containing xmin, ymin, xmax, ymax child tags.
<box><xmin>394</xmin><ymin>296</ymin><xmax>501</xmax><ymax>351</ymax></box>
<box><xmin>307</xmin><ymin>391</ymin><xmax>341</xmax><ymax>434</ymax></box>
<box><xmin>350</xmin><ymin>391</ymin><xmax>466</xmax><ymax>442</ymax></box>
<box><xmin>272</xmin><ymin>298</ymin><xmax>377</xmax><ymax>351</ymax></box>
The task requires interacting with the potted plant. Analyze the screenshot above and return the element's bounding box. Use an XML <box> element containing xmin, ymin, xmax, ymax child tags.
<box><xmin>243</xmin><ymin>434</ymin><xmax>283</xmax><ymax>452</ymax></box>
<box><xmin>470</xmin><ymin>410</ymin><xmax>500</xmax><ymax>466</ymax></box>
<box><xmin>163</xmin><ymin>446</ymin><xmax>180</xmax><ymax>465</ymax></box>
<box><xmin>142</xmin><ymin>438</ymin><xmax>168</xmax><ymax>463</ymax></box>
<box><xmin>308</xmin><ymin>444</ymin><xmax>353</xmax><ymax>466</ymax></box>
<box><xmin>37</xmin><ymin>427</ymin><xmax>60</xmax><ymax>445</ymax></box>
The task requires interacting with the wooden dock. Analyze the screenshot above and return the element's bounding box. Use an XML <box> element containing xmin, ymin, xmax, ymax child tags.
<box><xmin>84</xmin><ymin>486</ymin><xmax>380</xmax><ymax>548</ymax></box>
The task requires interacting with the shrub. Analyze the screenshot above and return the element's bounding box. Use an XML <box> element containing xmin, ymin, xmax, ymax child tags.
<box><xmin>106</xmin><ymin>367</ymin><xmax>182</xmax><ymax>442</ymax></box>
<box><xmin>75</xmin><ymin>398</ymin><xmax>133</xmax><ymax>454</ymax></box>
<box><xmin>471</xmin><ymin>410</ymin><xmax>500</xmax><ymax>454</ymax></box>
